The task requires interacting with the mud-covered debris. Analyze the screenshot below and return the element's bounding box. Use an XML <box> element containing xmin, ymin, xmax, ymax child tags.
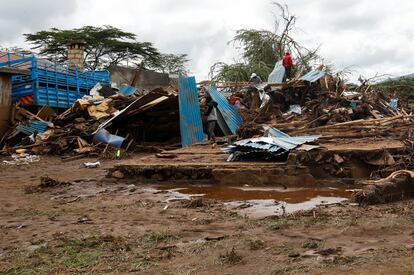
<box><xmin>25</xmin><ymin>176</ymin><xmax>72</xmax><ymax>193</ymax></box>
<box><xmin>39</xmin><ymin>176</ymin><xmax>72</xmax><ymax>188</ymax></box>
<box><xmin>77</xmin><ymin>215</ymin><xmax>93</xmax><ymax>224</ymax></box>
<box><xmin>155</xmin><ymin>153</ymin><xmax>177</xmax><ymax>159</ymax></box>
<box><xmin>247</xmin><ymin>239</ymin><xmax>265</xmax><ymax>250</ymax></box>
<box><xmin>351</xmin><ymin>170</ymin><xmax>414</xmax><ymax>205</ymax></box>
<box><xmin>288</xmin><ymin>252</ymin><xmax>300</xmax><ymax>258</ymax></box>
<box><xmin>181</xmin><ymin>198</ymin><xmax>209</xmax><ymax>208</ymax></box>
<box><xmin>205</xmin><ymin>235</ymin><xmax>227</xmax><ymax>241</ymax></box>
<box><xmin>316</xmin><ymin>247</ymin><xmax>342</xmax><ymax>256</ymax></box>
<box><xmin>219</xmin><ymin>247</ymin><xmax>243</xmax><ymax>264</ymax></box>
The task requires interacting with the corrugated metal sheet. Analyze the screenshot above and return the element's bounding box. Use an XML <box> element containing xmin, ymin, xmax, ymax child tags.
<box><xmin>208</xmin><ymin>86</ymin><xmax>243</xmax><ymax>135</ymax></box>
<box><xmin>16</xmin><ymin>120</ymin><xmax>48</xmax><ymax>135</ymax></box>
<box><xmin>178</xmin><ymin>76</ymin><xmax>204</xmax><ymax>147</ymax></box>
<box><xmin>224</xmin><ymin>128</ymin><xmax>319</xmax><ymax>161</ymax></box>
<box><xmin>268</xmin><ymin>61</ymin><xmax>285</xmax><ymax>84</ymax></box>
<box><xmin>300</xmin><ymin>70</ymin><xmax>326</xmax><ymax>83</ymax></box>
<box><xmin>216</xmin><ymin>110</ymin><xmax>232</xmax><ymax>136</ymax></box>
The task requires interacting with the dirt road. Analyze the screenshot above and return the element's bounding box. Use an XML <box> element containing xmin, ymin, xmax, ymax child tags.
<box><xmin>1</xmin><ymin>155</ymin><xmax>414</xmax><ymax>274</ymax></box>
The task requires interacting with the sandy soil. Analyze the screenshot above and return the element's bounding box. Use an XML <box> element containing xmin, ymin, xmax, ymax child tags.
<box><xmin>1</xmin><ymin>155</ymin><xmax>414</xmax><ymax>274</ymax></box>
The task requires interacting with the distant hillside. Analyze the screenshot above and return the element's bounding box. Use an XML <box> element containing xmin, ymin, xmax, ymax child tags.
<box><xmin>376</xmin><ymin>74</ymin><xmax>414</xmax><ymax>99</ymax></box>
<box><xmin>396</xmin><ymin>73</ymin><xmax>414</xmax><ymax>80</ymax></box>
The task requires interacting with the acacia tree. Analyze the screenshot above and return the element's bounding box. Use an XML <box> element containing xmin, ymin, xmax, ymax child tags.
<box><xmin>210</xmin><ymin>3</ymin><xmax>320</xmax><ymax>82</ymax></box>
<box><xmin>24</xmin><ymin>25</ymin><xmax>188</xmax><ymax>74</ymax></box>
<box><xmin>148</xmin><ymin>53</ymin><xmax>189</xmax><ymax>75</ymax></box>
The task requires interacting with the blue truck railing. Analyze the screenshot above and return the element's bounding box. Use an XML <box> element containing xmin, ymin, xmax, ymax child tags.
<box><xmin>0</xmin><ymin>52</ymin><xmax>109</xmax><ymax>108</ymax></box>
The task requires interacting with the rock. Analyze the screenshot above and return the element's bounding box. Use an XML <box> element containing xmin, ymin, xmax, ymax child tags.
<box><xmin>127</xmin><ymin>184</ymin><xmax>136</xmax><ymax>192</ymax></box>
<box><xmin>111</xmin><ymin>170</ymin><xmax>124</xmax><ymax>179</ymax></box>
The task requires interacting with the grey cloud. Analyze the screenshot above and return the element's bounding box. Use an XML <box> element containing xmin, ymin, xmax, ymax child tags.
<box><xmin>0</xmin><ymin>0</ymin><xmax>77</xmax><ymax>44</ymax></box>
<box><xmin>326</xmin><ymin>14</ymin><xmax>381</xmax><ymax>32</ymax></box>
<box><xmin>347</xmin><ymin>48</ymin><xmax>398</xmax><ymax>68</ymax></box>
<box><xmin>1</xmin><ymin>0</ymin><xmax>413</xmax><ymax>80</ymax></box>
<box><xmin>137</xmin><ymin>20</ymin><xmax>233</xmax><ymax>75</ymax></box>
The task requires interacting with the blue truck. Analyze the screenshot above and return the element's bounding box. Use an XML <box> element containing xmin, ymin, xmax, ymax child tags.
<box><xmin>0</xmin><ymin>52</ymin><xmax>109</xmax><ymax>108</ymax></box>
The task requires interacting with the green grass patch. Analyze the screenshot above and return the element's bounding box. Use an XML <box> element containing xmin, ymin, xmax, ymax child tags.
<box><xmin>2</xmin><ymin>235</ymin><xmax>132</xmax><ymax>274</ymax></box>
<box><xmin>139</xmin><ymin>230</ymin><xmax>179</xmax><ymax>249</ymax></box>
<box><xmin>267</xmin><ymin>218</ymin><xmax>290</xmax><ymax>231</ymax></box>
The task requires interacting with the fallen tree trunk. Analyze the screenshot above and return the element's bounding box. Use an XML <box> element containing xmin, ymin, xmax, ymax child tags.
<box><xmin>351</xmin><ymin>170</ymin><xmax>414</xmax><ymax>205</ymax></box>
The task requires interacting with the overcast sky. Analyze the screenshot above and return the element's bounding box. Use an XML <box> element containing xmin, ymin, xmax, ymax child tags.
<box><xmin>1</xmin><ymin>0</ymin><xmax>414</xmax><ymax>81</ymax></box>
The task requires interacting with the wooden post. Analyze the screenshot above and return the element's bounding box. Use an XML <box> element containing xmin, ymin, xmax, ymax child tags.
<box><xmin>0</xmin><ymin>68</ymin><xmax>30</xmax><ymax>139</ymax></box>
<box><xmin>0</xmin><ymin>73</ymin><xmax>12</xmax><ymax>139</ymax></box>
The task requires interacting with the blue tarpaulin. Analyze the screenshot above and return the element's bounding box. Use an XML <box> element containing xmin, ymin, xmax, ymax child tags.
<box><xmin>118</xmin><ymin>86</ymin><xmax>137</xmax><ymax>97</ymax></box>
<box><xmin>94</xmin><ymin>128</ymin><xmax>125</xmax><ymax>148</ymax></box>
<box><xmin>208</xmin><ymin>86</ymin><xmax>243</xmax><ymax>135</ymax></box>
<box><xmin>178</xmin><ymin>76</ymin><xmax>204</xmax><ymax>147</ymax></box>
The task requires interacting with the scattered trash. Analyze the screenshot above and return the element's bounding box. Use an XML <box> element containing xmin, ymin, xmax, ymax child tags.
<box><xmin>2</xmin><ymin>153</ymin><xmax>40</xmax><ymax>165</ymax></box>
<box><xmin>81</xmin><ymin>161</ymin><xmax>101</xmax><ymax>168</ymax></box>
<box><xmin>288</xmin><ymin>105</ymin><xmax>302</xmax><ymax>115</ymax></box>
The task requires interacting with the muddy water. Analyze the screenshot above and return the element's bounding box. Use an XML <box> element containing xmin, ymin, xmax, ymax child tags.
<box><xmin>158</xmin><ymin>185</ymin><xmax>352</xmax><ymax>203</ymax></box>
<box><xmin>155</xmin><ymin>185</ymin><xmax>352</xmax><ymax>218</ymax></box>
<box><xmin>155</xmin><ymin>185</ymin><xmax>353</xmax><ymax>218</ymax></box>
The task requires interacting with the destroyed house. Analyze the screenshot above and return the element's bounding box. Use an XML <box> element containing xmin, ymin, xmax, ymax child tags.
<box><xmin>0</xmin><ymin>52</ymin><xmax>109</xmax><ymax>108</ymax></box>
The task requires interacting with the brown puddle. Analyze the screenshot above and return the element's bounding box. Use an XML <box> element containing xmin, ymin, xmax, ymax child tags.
<box><xmin>154</xmin><ymin>185</ymin><xmax>352</xmax><ymax>218</ymax></box>
<box><xmin>157</xmin><ymin>185</ymin><xmax>352</xmax><ymax>203</ymax></box>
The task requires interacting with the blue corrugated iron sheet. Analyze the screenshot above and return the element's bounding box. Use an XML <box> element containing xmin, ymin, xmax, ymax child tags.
<box><xmin>16</xmin><ymin>120</ymin><xmax>48</xmax><ymax>135</ymax></box>
<box><xmin>208</xmin><ymin>86</ymin><xmax>243</xmax><ymax>135</ymax></box>
<box><xmin>268</xmin><ymin>61</ymin><xmax>285</xmax><ymax>84</ymax></box>
<box><xmin>178</xmin><ymin>76</ymin><xmax>204</xmax><ymax>147</ymax></box>
<box><xmin>300</xmin><ymin>70</ymin><xmax>326</xmax><ymax>83</ymax></box>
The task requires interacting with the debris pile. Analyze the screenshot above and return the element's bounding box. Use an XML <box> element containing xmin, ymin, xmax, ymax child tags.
<box><xmin>224</xmin><ymin>71</ymin><xmax>412</xmax><ymax>138</ymax></box>
<box><xmin>0</xmin><ymin>84</ymin><xmax>180</xmax><ymax>157</ymax></box>
<box><xmin>212</xmin><ymin>69</ymin><xmax>414</xmax><ymax>185</ymax></box>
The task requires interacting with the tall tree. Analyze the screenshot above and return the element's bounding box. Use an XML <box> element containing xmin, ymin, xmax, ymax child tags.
<box><xmin>24</xmin><ymin>25</ymin><xmax>189</xmax><ymax>74</ymax></box>
<box><xmin>147</xmin><ymin>53</ymin><xmax>189</xmax><ymax>75</ymax></box>
<box><xmin>210</xmin><ymin>3</ymin><xmax>320</xmax><ymax>82</ymax></box>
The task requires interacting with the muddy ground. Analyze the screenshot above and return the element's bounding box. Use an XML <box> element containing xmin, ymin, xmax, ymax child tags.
<box><xmin>1</xmin><ymin>155</ymin><xmax>414</xmax><ymax>274</ymax></box>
